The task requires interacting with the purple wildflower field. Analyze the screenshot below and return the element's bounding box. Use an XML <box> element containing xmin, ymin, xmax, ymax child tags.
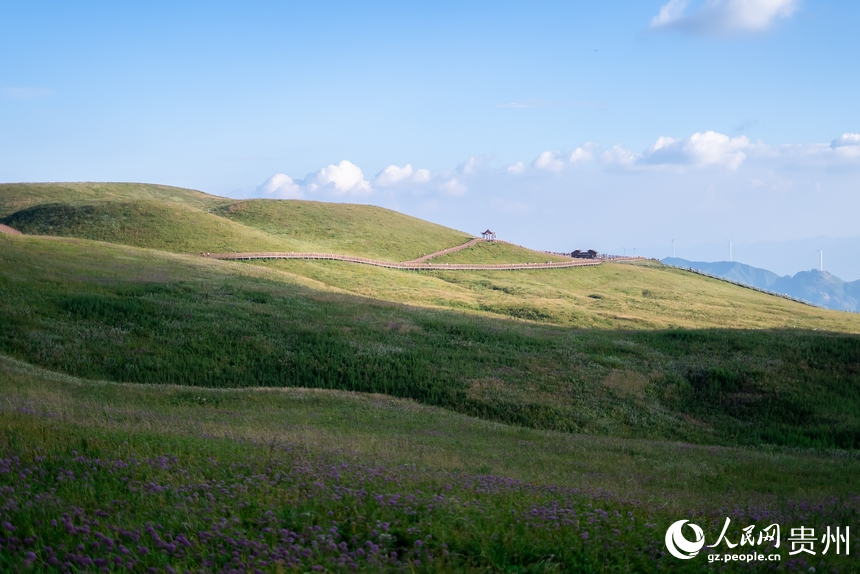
<box><xmin>1</xmin><ymin>437</ymin><xmax>857</xmax><ymax>573</ymax></box>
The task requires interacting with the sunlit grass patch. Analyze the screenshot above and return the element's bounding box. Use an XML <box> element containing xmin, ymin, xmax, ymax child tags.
<box><xmin>428</xmin><ymin>241</ymin><xmax>571</xmax><ymax>264</ymax></box>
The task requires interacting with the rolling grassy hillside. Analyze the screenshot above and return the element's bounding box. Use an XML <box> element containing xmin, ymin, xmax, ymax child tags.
<box><xmin>0</xmin><ymin>182</ymin><xmax>472</xmax><ymax>261</ymax></box>
<box><xmin>255</xmin><ymin>258</ymin><xmax>860</xmax><ymax>331</ymax></box>
<box><xmin>0</xmin><ymin>200</ymin><xmax>291</xmax><ymax>253</ymax></box>
<box><xmin>0</xmin><ymin>182</ymin><xmax>218</xmax><ymax>215</ymax></box>
<box><xmin>3</xmin><ymin>234</ymin><xmax>860</xmax><ymax>450</ymax></box>
<box><xmin>3</xmin><ymin>184</ymin><xmax>860</xmax><ymax>570</ymax></box>
<box><xmin>427</xmin><ymin>241</ymin><xmax>571</xmax><ymax>264</ymax></box>
<box><xmin>213</xmin><ymin>199</ymin><xmax>472</xmax><ymax>261</ymax></box>
<box><xmin>3</xmin><ymin>356</ymin><xmax>858</xmax><ymax>572</ymax></box>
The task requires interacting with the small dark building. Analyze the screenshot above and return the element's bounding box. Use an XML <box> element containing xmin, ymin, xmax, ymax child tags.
<box><xmin>571</xmin><ymin>249</ymin><xmax>598</xmax><ymax>259</ymax></box>
<box><xmin>481</xmin><ymin>229</ymin><xmax>497</xmax><ymax>241</ymax></box>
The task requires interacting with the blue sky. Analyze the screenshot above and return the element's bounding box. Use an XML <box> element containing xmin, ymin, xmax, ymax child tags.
<box><xmin>2</xmin><ymin>1</ymin><xmax>859</xmax><ymax>278</ymax></box>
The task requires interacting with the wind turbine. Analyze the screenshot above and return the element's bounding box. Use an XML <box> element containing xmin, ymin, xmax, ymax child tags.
<box><xmin>672</xmin><ymin>238</ymin><xmax>676</xmax><ymax>258</ymax></box>
<box><xmin>726</xmin><ymin>237</ymin><xmax>733</xmax><ymax>262</ymax></box>
<box><xmin>816</xmin><ymin>249</ymin><xmax>823</xmax><ymax>272</ymax></box>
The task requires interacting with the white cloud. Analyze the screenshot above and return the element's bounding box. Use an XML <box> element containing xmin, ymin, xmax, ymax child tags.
<box><xmin>413</xmin><ymin>168</ymin><xmax>431</xmax><ymax>183</ymax></box>
<box><xmin>529</xmin><ymin>144</ymin><xmax>600</xmax><ymax>172</ymax></box>
<box><xmin>459</xmin><ymin>156</ymin><xmax>488</xmax><ymax>175</ymax></box>
<box><xmin>255</xmin><ymin>160</ymin><xmax>370</xmax><ymax>200</ymax></box>
<box><xmin>748</xmin><ymin>135</ymin><xmax>860</xmax><ymax>166</ymax></box>
<box><xmin>507</xmin><ymin>161</ymin><xmax>526</xmax><ymax>174</ymax></box>
<box><xmin>307</xmin><ymin>160</ymin><xmax>372</xmax><ymax>195</ymax></box>
<box><xmin>651</xmin><ymin>0</ymin><xmax>799</xmax><ymax>34</ymax></box>
<box><xmin>440</xmin><ymin>177</ymin><xmax>468</xmax><ymax>196</ymax></box>
<box><xmin>831</xmin><ymin>133</ymin><xmax>860</xmax><ymax>148</ymax></box>
<box><xmin>598</xmin><ymin>132</ymin><xmax>755</xmax><ymax>171</ymax></box>
<box><xmin>254</xmin><ymin>130</ymin><xmax>859</xmax><ymax>204</ymax></box>
<box><xmin>373</xmin><ymin>164</ymin><xmax>433</xmax><ymax>188</ymax></box>
<box><xmin>374</xmin><ymin>164</ymin><xmax>414</xmax><ymax>187</ymax></box>
<box><xmin>830</xmin><ymin>133</ymin><xmax>860</xmax><ymax>159</ymax></box>
<box><xmin>256</xmin><ymin>173</ymin><xmax>303</xmax><ymax>199</ymax></box>
<box><xmin>595</xmin><ymin>131</ymin><xmax>860</xmax><ymax>172</ymax></box>
<box><xmin>257</xmin><ymin>160</ymin><xmax>441</xmax><ymax>202</ymax></box>
<box><xmin>569</xmin><ymin>143</ymin><xmax>599</xmax><ymax>163</ymax></box>
<box><xmin>602</xmin><ymin>145</ymin><xmax>638</xmax><ymax>167</ymax></box>
<box><xmin>532</xmin><ymin>151</ymin><xmax>567</xmax><ymax>172</ymax></box>
<box><xmin>641</xmin><ymin>131</ymin><xmax>750</xmax><ymax>170</ymax></box>
<box><xmin>651</xmin><ymin>0</ymin><xmax>688</xmax><ymax>28</ymax></box>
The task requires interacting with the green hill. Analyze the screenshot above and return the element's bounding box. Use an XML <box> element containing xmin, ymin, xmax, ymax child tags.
<box><xmin>3</xmin><ymin>182</ymin><xmax>859</xmax><ymax>332</ymax></box>
<box><xmin>3</xmin><ymin>233</ymin><xmax>860</xmax><ymax>450</ymax></box>
<box><xmin>3</xmin><ymin>183</ymin><xmax>860</xmax><ymax>573</ymax></box>
<box><xmin>0</xmin><ymin>200</ymin><xmax>290</xmax><ymax>253</ymax></box>
<box><xmin>254</xmin><ymin>258</ymin><xmax>860</xmax><ymax>331</ymax></box>
<box><xmin>0</xmin><ymin>182</ymin><xmax>219</xmax><ymax>216</ymax></box>
<box><xmin>213</xmin><ymin>199</ymin><xmax>472</xmax><ymax>261</ymax></box>
<box><xmin>0</xmin><ymin>182</ymin><xmax>472</xmax><ymax>261</ymax></box>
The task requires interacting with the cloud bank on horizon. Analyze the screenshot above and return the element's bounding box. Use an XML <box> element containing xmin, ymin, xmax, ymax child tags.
<box><xmin>651</xmin><ymin>0</ymin><xmax>799</xmax><ymax>33</ymax></box>
<box><xmin>254</xmin><ymin>130</ymin><xmax>860</xmax><ymax>201</ymax></box>
<box><xmin>256</xmin><ymin>159</ymin><xmax>472</xmax><ymax>200</ymax></box>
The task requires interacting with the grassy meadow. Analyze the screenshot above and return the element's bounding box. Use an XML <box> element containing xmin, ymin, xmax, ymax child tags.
<box><xmin>1</xmin><ymin>183</ymin><xmax>859</xmax><ymax>571</ymax></box>
<box><xmin>256</xmin><ymin>258</ymin><xmax>860</xmax><ymax>331</ymax></box>
<box><xmin>2</xmin><ymin>356</ymin><xmax>859</xmax><ymax>572</ymax></box>
<box><xmin>3</xmin><ymin>234</ymin><xmax>859</xmax><ymax>451</ymax></box>
<box><xmin>0</xmin><ymin>183</ymin><xmax>472</xmax><ymax>262</ymax></box>
<box><xmin>426</xmin><ymin>241</ymin><xmax>571</xmax><ymax>265</ymax></box>
<box><xmin>0</xmin><ymin>182</ymin><xmax>218</xmax><ymax>215</ymax></box>
<box><xmin>211</xmin><ymin>199</ymin><xmax>472</xmax><ymax>262</ymax></box>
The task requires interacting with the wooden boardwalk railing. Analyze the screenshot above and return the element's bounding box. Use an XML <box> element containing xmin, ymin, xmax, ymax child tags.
<box><xmin>202</xmin><ymin>238</ymin><xmax>605</xmax><ymax>271</ymax></box>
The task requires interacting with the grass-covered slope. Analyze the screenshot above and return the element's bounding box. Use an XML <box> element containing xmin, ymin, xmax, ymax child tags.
<box><xmin>3</xmin><ymin>234</ymin><xmax>860</xmax><ymax>449</ymax></box>
<box><xmin>3</xmin><ymin>357</ymin><xmax>858</xmax><ymax>572</ymax></box>
<box><xmin>0</xmin><ymin>182</ymin><xmax>472</xmax><ymax>261</ymax></box>
<box><xmin>0</xmin><ymin>182</ymin><xmax>219</xmax><ymax>216</ymax></box>
<box><xmin>428</xmin><ymin>240</ymin><xmax>571</xmax><ymax>264</ymax></box>
<box><xmin>0</xmin><ymin>200</ymin><xmax>291</xmax><ymax>253</ymax></box>
<box><xmin>213</xmin><ymin>199</ymin><xmax>472</xmax><ymax>261</ymax></box>
<box><xmin>256</xmin><ymin>258</ymin><xmax>860</xmax><ymax>331</ymax></box>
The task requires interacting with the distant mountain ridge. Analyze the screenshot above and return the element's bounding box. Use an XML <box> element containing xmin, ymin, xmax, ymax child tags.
<box><xmin>663</xmin><ymin>257</ymin><xmax>860</xmax><ymax>312</ymax></box>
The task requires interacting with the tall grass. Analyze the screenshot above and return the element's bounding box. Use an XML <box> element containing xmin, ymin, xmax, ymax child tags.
<box><xmin>2</xmin><ymin>360</ymin><xmax>858</xmax><ymax>572</ymax></box>
<box><xmin>0</xmin><ymin>182</ymin><xmax>472</xmax><ymax>261</ymax></box>
<box><xmin>2</xmin><ymin>236</ymin><xmax>859</xmax><ymax>450</ymax></box>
